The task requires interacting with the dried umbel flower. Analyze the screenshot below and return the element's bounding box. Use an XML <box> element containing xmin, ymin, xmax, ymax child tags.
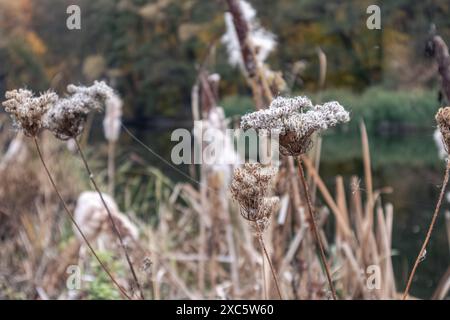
<box><xmin>435</xmin><ymin>107</ymin><xmax>450</xmax><ymax>153</ymax></box>
<box><xmin>241</xmin><ymin>96</ymin><xmax>350</xmax><ymax>156</ymax></box>
<box><xmin>44</xmin><ymin>81</ymin><xmax>114</xmax><ymax>140</ymax></box>
<box><xmin>2</xmin><ymin>89</ymin><xmax>58</xmax><ymax>137</ymax></box>
<box><xmin>230</xmin><ymin>163</ymin><xmax>279</xmax><ymax>232</ymax></box>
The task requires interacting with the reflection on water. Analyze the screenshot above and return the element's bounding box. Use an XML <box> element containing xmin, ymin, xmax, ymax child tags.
<box><xmin>116</xmin><ymin>125</ymin><xmax>449</xmax><ymax>299</ymax></box>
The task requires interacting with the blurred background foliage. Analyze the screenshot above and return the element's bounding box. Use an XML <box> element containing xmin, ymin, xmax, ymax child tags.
<box><xmin>1</xmin><ymin>0</ymin><xmax>449</xmax><ymax>130</ymax></box>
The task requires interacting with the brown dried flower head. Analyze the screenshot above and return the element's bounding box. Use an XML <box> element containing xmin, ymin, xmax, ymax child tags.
<box><xmin>2</xmin><ymin>89</ymin><xmax>58</xmax><ymax>137</ymax></box>
<box><xmin>44</xmin><ymin>81</ymin><xmax>114</xmax><ymax>140</ymax></box>
<box><xmin>436</xmin><ymin>106</ymin><xmax>450</xmax><ymax>153</ymax></box>
<box><xmin>230</xmin><ymin>163</ymin><xmax>279</xmax><ymax>233</ymax></box>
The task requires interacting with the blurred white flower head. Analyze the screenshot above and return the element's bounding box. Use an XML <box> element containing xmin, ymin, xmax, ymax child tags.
<box><xmin>74</xmin><ymin>191</ymin><xmax>138</xmax><ymax>245</ymax></box>
<box><xmin>103</xmin><ymin>93</ymin><xmax>123</xmax><ymax>142</ymax></box>
<box><xmin>434</xmin><ymin>128</ymin><xmax>447</xmax><ymax>160</ymax></box>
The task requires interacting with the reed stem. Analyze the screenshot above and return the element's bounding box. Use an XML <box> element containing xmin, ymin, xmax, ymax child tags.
<box><xmin>107</xmin><ymin>141</ymin><xmax>116</xmax><ymax>196</ymax></box>
<box><xmin>255</xmin><ymin>223</ymin><xmax>283</xmax><ymax>299</ymax></box>
<box><xmin>297</xmin><ymin>156</ymin><xmax>337</xmax><ymax>300</ymax></box>
<box><xmin>33</xmin><ymin>137</ymin><xmax>131</xmax><ymax>299</ymax></box>
<box><xmin>74</xmin><ymin>138</ymin><xmax>145</xmax><ymax>300</ymax></box>
<box><xmin>402</xmin><ymin>160</ymin><xmax>450</xmax><ymax>300</ymax></box>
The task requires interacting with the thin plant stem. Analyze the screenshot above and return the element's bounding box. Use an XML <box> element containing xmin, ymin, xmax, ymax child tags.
<box><xmin>107</xmin><ymin>141</ymin><xmax>115</xmax><ymax>196</ymax></box>
<box><xmin>32</xmin><ymin>137</ymin><xmax>131</xmax><ymax>300</ymax></box>
<box><xmin>402</xmin><ymin>160</ymin><xmax>450</xmax><ymax>300</ymax></box>
<box><xmin>73</xmin><ymin>138</ymin><xmax>145</xmax><ymax>300</ymax></box>
<box><xmin>297</xmin><ymin>156</ymin><xmax>337</xmax><ymax>300</ymax></box>
<box><xmin>255</xmin><ymin>223</ymin><xmax>283</xmax><ymax>299</ymax></box>
<box><xmin>259</xmin><ymin>232</ymin><xmax>267</xmax><ymax>299</ymax></box>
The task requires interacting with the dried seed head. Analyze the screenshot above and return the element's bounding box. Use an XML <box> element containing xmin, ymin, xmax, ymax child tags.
<box><xmin>230</xmin><ymin>163</ymin><xmax>279</xmax><ymax>233</ymax></box>
<box><xmin>241</xmin><ymin>97</ymin><xmax>350</xmax><ymax>156</ymax></box>
<box><xmin>2</xmin><ymin>89</ymin><xmax>58</xmax><ymax>137</ymax></box>
<box><xmin>44</xmin><ymin>81</ymin><xmax>114</xmax><ymax>140</ymax></box>
<box><xmin>436</xmin><ymin>107</ymin><xmax>450</xmax><ymax>153</ymax></box>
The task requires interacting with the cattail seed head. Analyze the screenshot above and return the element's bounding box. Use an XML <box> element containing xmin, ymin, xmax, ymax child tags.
<box><xmin>103</xmin><ymin>93</ymin><xmax>123</xmax><ymax>142</ymax></box>
<box><xmin>436</xmin><ymin>107</ymin><xmax>450</xmax><ymax>153</ymax></box>
<box><xmin>2</xmin><ymin>89</ymin><xmax>58</xmax><ymax>137</ymax></box>
<box><xmin>230</xmin><ymin>163</ymin><xmax>279</xmax><ymax>233</ymax></box>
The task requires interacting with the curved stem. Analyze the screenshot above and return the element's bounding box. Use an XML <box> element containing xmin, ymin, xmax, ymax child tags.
<box><xmin>33</xmin><ymin>137</ymin><xmax>131</xmax><ymax>299</ymax></box>
<box><xmin>297</xmin><ymin>156</ymin><xmax>337</xmax><ymax>300</ymax></box>
<box><xmin>402</xmin><ymin>161</ymin><xmax>450</xmax><ymax>300</ymax></box>
<box><xmin>74</xmin><ymin>139</ymin><xmax>145</xmax><ymax>300</ymax></box>
<box><xmin>255</xmin><ymin>224</ymin><xmax>283</xmax><ymax>299</ymax></box>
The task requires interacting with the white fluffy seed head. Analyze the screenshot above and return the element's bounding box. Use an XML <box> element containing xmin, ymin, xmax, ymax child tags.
<box><xmin>74</xmin><ymin>191</ymin><xmax>139</xmax><ymax>243</ymax></box>
<box><xmin>241</xmin><ymin>96</ymin><xmax>350</xmax><ymax>156</ymax></box>
<box><xmin>221</xmin><ymin>0</ymin><xmax>277</xmax><ymax>68</ymax></box>
<box><xmin>103</xmin><ymin>93</ymin><xmax>123</xmax><ymax>142</ymax></box>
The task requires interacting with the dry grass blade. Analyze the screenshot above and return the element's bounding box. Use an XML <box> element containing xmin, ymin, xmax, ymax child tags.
<box><xmin>302</xmin><ymin>157</ymin><xmax>352</xmax><ymax>237</ymax></box>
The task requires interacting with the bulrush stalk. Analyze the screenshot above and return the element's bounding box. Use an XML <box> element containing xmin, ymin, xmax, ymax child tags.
<box><xmin>403</xmin><ymin>107</ymin><xmax>450</xmax><ymax>300</ymax></box>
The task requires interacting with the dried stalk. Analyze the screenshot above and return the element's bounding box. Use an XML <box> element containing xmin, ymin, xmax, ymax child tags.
<box><xmin>107</xmin><ymin>140</ymin><xmax>116</xmax><ymax>196</ymax></box>
<box><xmin>297</xmin><ymin>156</ymin><xmax>337</xmax><ymax>300</ymax></box>
<box><xmin>255</xmin><ymin>223</ymin><xmax>283</xmax><ymax>299</ymax></box>
<box><xmin>402</xmin><ymin>160</ymin><xmax>450</xmax><ymax>300</ymax></box>
<box><xmin>73</xmin><ymin>138</ymin><xmax>144</xmax><ymax>300</ymax></box>
<box><xmin>33</xmin><ymin>137</ymin><xmax>131</xmax><ymax>299</ymax></box>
